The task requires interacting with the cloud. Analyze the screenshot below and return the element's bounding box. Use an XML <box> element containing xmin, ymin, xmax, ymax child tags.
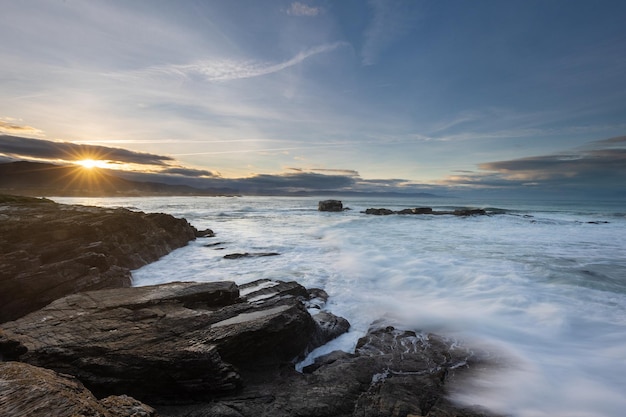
<box><xmin>160</xmin><ymin>167</ymin><xmax>220</xmax><ymax>178</ymax></box>
<box><xmin>286</xmin><ymin>2</ymin><xmax>322</xmax><ymax>17</ymax></box>
<box><xmin>441</xmin><ymin>135</ymin><xmax>626</xmax><ymax>192</ymax></box>
<box><xmin>0</xmin><ymin>135</ymin><xmax>174</xmax><ymax>166</ymax></box>
<box><xmin>243</xmin><ymin>172</ymin><xmax>355</xmax><ymax>191</ymax></box>
<box><xmin>361</xmin><ymin>0</ymin><xmax>417</xmax><ymax>66</ymax></box>
<box><xmin>133</xmin><ymin>42</ymin><xmax>347</xmax><ymax>82</ymax></box>
<box><xmin>310</xmin><ymin>168</ymin><xmax>360</xmax><ymax>176</ymax></box>
<box><xmin>0</xmin><ymin>119</ymin><xmax>45</xmax><ymax>136</ymax></box>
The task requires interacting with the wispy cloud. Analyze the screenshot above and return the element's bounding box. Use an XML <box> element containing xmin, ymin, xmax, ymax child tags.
<box><xmin>286</xmin><ymin>2</ymin><xmax>322</xmax><ymax>17</ymax></box>
<box><xmin>361</xmin><ymin>0</ymin><xmax>417</xmax><ymax>66</ymax></box>
<box><xmin>0</xmin><ymin>119</ymin><xmax>45</xmax><ymax>137</ymax></box>
<box><xmin>132</xmin><ymin>42</ymin><xmax>347</xmax><ymax>82</ymax></box>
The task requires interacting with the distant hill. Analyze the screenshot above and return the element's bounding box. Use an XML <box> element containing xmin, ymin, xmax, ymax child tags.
<box><xmin>0</xmin><ymin>161</ymin><xmax>238</xmax><ymax>197</ymax></box>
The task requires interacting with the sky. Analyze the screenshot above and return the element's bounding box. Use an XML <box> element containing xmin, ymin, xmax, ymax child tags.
<box><xmin>1</xmin><ymin>0</ymin><xmax>625</xmax><ymax>198</ymax></box>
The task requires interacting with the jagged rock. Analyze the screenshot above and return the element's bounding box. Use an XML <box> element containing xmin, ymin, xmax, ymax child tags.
<box><xmin>158</xmin><ymin>324</ymin><xmax>501</xmax><ymax>417</ymax></box>
<box><xmin>195</xmin><ymin>228</ymin><xmax>215</xmax><ymax>237</ymax></box>
<box><xmin>0</xmin><ymin>196</ymin><xmax>199</xmax><ymax>323</ymax></box>
<box><xmin>0</xmin><ymin>280</ymin><xmax>348</xmax><ymax>404</ymax></box>
<box><xmin>318</xmin><ymin>200</ymin><xmax>344</xmax><ymax>212</ymax></box>
<box><xmin>0</xmin><ymin>361</ymin><xmax>156</xmax><ymax>417</ymax></box>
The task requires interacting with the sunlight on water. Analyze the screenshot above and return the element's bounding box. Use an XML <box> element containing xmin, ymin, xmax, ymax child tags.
<box><xmin>54</xmin><ymin>196</ymin><xmax>626</xmax><ymax>417</ymax></box>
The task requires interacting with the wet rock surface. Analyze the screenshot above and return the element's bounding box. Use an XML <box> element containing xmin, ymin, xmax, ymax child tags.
<box><xmin>0</xmin><ymin>195</ymin><xmax>199</xmax><ymax>323</ymax></box>
<box><xmin>158</xmin><ymin>325</ymin><xmax>502</xmax><ymax>417</ymax></box>
<box><xmin>0</xmin><ymin>279</ymin><xmax>348</xmax><ymax>404</ymax></box>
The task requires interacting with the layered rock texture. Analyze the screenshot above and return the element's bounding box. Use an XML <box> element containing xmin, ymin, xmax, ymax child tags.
<box><xmin>0</xmin><ymin>279</ymin><xmax>348</xmax><ymax>404</ymax></box>
<box><xmin>0</xmin><ymin>361</ymin><xmax>156</xmax><ymax>417</ymax></box>
<box><xmin>158</xmin><ymin>324</ymin><xmax>500</xmax><ymax>417</ymax></box>
<box><xmin>0</xmin><ymin>195</ymin><xmax>202</xmax><ymax>322</ymax></box>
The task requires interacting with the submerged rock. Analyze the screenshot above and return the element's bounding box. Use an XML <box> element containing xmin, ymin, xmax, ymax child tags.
<box><xmin>0</xmin><ymin>361</ymin><xmax>156</xmax><ymax>417</ymax></box>
<box><xmin>0</xmin><ymin>279</ymin><xmax>348</xmax><ymax>404</ymax></box>
<box><xmin>223</xmin><ymin>252</ymin><xmax>280</xmax><ymax>259</ymax></box>
<box><xmin>0</xmin><ymin>195</ymin><xmax>199</xmax><ymax>323</ymax></box>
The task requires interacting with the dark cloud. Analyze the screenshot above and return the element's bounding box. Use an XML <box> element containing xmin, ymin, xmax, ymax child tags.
<box><xmin>443</xmin><ymin>135</ymin><xmax>626</xmax><ymax>195</ymax></box>
<box><xmin>0</xmin><ymin>135</ymin><xmax>174</xmax><ymax>166</ymax></box>
<box><xmin>242</xmin><ymin>172</ymin><xmax>355</xmax><ymax>191</ymax></box>
<box><xmin>115</xmin><ymin>170</ymin><xmax>356</xmax><ymax>193</ymax></box>
<box><xmin>310</xmin><ymin>168</ymin><xmax>360</xmax><ymax>176</ymax></box>
<box><xmin>590</xmin><ymin>135</ymin><xmax>626</xmax><ymax>146</ymax></box>
<box><xmin>160</xmin><ymin>167</ymin><xmax>220</xmax><ymax>178</ymax></box>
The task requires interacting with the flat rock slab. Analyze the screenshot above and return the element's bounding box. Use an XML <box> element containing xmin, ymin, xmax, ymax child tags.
<box><xmin>0</xmin><ymin>280</ymin><xmax>348</xmax><ymax>404</ymax></box>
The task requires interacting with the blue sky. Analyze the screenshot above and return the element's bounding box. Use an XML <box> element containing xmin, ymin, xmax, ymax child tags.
<box><xmin>1</xmin><ymin>0</ymin><xmax>625</xmax><ymax>197</ymax></box>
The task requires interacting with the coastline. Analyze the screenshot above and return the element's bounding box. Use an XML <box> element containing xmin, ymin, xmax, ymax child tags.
<box><xmin>0</xmin><ymin>195</ymin><xmax>502</xmax><ymax>417</ymax></box>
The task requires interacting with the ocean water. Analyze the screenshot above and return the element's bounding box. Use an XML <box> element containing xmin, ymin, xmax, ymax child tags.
<box><xmin>54</xmin><ymin>196</ymin><xmax>626</xmax><ymax>417</ymax></box>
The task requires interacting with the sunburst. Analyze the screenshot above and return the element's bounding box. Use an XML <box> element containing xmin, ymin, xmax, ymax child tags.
<box><xmin>75</xmin><ymin>159</ymin><xmax>110</xmax><ymax>170</ymax></box>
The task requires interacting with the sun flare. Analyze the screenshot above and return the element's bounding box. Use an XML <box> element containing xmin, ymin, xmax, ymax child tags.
<box><xmin>76</xmin><ymin>159</ymin><xmax>107</xmax><ymax>169</ymax></box>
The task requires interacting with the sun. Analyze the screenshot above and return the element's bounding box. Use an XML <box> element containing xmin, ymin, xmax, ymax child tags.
<box><xmin>75</xmin><ymin>159</ymin><xmax>108</xmax><ymax>169</ymax></box>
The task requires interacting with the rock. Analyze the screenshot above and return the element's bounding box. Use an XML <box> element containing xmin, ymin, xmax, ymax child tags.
<box><xmin>99</xmin><ymin>395</ymin><xmax>159</xmax><ymax>417</ymax></box>
<box><xmin>363</xmin><ymin>207</ymin><xmax>488</xmax><ymax>217</ymax></box>
<box><xmin>453</xmin><ymin>208</ymin><xmax>487</xmax><ymax>216</ymax></box>
<box><xmin>159</xmin><ymin>324</ymin><xmax>502</xmax><ymax>417</ymax></box>
<box><xmin>0</xmin><ymin>280</ymin><xmax>349</xmax><ymax>404</ymax></box>
<box><xmin>0</xmin><ymin>196</ymin><xmax>200</xmax><ymax>323</ymax></box>
<box><xmin>195</xmin><ymin>228</ymin><xmax>215</xmax><ymax>237</ymax></box>
<box><xmin>223</xmin><ymin>252</ymin><xmax>280</xmax><ymax>259</ymax></box>
<box><xmin>397</xmin><ymin>207</ymin><xmax>434</xmax><ymax>215</ymax></box>
<box><xmin>318</xmin><ymin>200</ymin><xmax>344</xmax><ymax>212</ymax></box>
<box><xmin>0</xmin><ymin>361</ymin><xmax>156</xmax><ymax>417</ymax></box>
<box><xmin>364</xmin><ymin>208</ymin><xmax>396</xmax><ymax>215</ymax></box>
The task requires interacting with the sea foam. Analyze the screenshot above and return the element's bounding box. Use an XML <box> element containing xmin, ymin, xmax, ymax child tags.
<box><xmin>55</xmin><ymin>196</ymin><xmax>626</xmax><ymax>417</ymax></box>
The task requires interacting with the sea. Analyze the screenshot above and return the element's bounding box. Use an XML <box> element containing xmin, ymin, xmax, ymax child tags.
<box><xmin>54</xmin><ymin>195</ymin><xmax>626</xmax><ymax>417</ymax></box>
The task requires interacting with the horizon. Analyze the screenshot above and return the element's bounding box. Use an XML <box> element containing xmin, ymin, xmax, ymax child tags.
<box><xmin>1</xmin><ymin>1</ymin><xmax>626</xmax><ymax>199</ymax></box>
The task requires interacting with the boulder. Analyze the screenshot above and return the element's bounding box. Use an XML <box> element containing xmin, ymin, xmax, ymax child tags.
<box><xmin>0</xmin><ymin>196</ymin><xmax>199</xmax><ymax>323</ymax></box>
<box><xmin>0</xmin><ymin>361</ymin><xmax>156</xmax><ymax>417</ymax></box>
<box><xmin>318</xmin><ymin>200</ymin><xmax>344</xmax><ymax>212</ymax></box>
<box><xmin>0</xmin><ymin>280</ymin><xmax>349</xmax><ymax>404</ymax></box>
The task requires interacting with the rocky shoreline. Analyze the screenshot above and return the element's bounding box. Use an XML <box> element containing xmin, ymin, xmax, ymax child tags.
<box><xmin>0</xmin><ymin>196</ymin><xmax>502</xmax><ymax>417</ymax></box>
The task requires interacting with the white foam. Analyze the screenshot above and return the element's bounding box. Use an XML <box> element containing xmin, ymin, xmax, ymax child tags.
<box><xmin>54</xmin><ymin>196</ymin><xmax>626</xmax><ymax>417</ymax></box>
